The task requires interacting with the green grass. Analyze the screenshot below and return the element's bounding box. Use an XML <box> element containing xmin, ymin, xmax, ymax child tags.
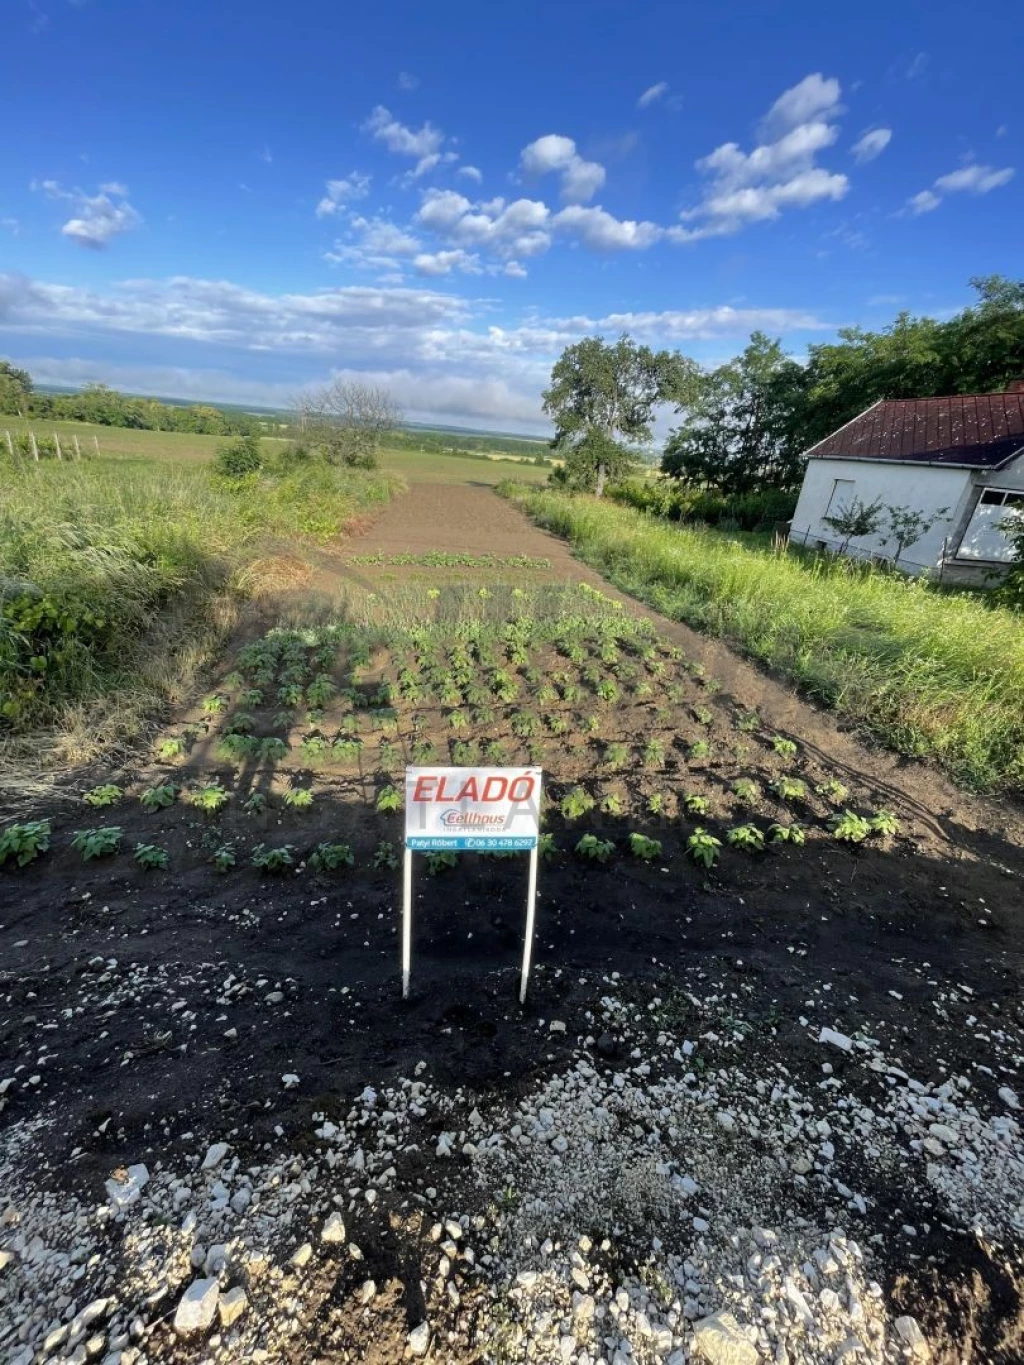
<box><xmin>0</xmin><ymin>415</ymin><xmax>550</xmax><ymax>485</ymax></box>
<box><xmin>503</xmin><ymin>486</ymin><xmax>1024</xmax><ymax>794</ymax></box>
<box><xmin>0</xmin><ymin>453</ymin><xmax>398</xmax><ymax>748</ymax></box>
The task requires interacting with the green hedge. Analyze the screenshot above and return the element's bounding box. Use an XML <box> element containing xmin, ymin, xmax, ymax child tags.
<box><xmin>606</xmin><ymin>479</ymin><xmax>797</xmax><ymax>531</ymax></box>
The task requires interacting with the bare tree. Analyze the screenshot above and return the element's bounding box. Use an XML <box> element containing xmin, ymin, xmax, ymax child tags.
<box><xmin>294</xmin><ymin>380</ymin><xmax>402</xmax><ymax>468</ymax></box>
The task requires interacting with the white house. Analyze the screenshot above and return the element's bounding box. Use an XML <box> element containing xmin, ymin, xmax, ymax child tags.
<box><xmin>790</xmin><ymin>382</ymin><xmax>1024</xmax><ymax>584</ymax></box>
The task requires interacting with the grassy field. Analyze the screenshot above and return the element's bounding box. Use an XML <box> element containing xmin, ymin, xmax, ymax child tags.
<box><xmin>503</xmin><ymin>484</ymin><xmax>1024</xmax><ymax>795</ymax></box>
<box><xmin>0</xmin><ymin>447</ymin><xmax>399</xmax><ymax>772</ymax></box>
<box><xmin>0</xmin><ymin>415</ymin><xmax>551</xmax><ymax>485</ymax></box>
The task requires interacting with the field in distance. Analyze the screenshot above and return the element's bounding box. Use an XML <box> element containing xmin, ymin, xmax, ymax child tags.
<box><xmin>0</xmin><ymin>414</ymin><xmax>552</xmax><ymax>485</ymax></box>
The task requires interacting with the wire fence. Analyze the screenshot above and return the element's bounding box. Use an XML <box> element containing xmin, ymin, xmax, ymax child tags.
<box><xmin>787</xmin><ymin>525</ymin><xmax>949</xmax><ymax>579</ymax></box>
<box><xmin>2</xmin><ymin>429</ymin><xmax>101</xmax><ymax>464</ymax></box>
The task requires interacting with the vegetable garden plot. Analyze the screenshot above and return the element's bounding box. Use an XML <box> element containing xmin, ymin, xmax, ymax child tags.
<box><xmin>2</xmin><ymin>584</ymin><xmax>912</xmax><ymax>887</ymax></box>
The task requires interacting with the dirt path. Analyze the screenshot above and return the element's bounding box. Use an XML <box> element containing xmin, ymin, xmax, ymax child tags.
<box><xmin>341</xmin><ymin>482</ymin><xmax>1024</xmax><ymax>858</ymax></box>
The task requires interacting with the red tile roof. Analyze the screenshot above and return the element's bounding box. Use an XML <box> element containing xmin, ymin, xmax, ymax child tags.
<box><xmin>807</xmin><ymin>390</ymin><xmax>1024</xmax><ymax>468</ymax></box>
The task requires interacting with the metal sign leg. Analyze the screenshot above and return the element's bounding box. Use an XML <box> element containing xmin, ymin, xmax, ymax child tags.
<box><xmin>402</xmin><ymin>848</ymin><xmax>413</xmax><ymax>1000</ymax></box>
<box><xmin>519</xmin><ymin>844</ymin><xmax>540</xmax><ymax>1004</ymax></box>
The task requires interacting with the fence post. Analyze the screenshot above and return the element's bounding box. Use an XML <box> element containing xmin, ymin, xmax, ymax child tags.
<box><xmin>30</xmin><ymin>430</ymin><xmax>39</xmax><ymax>462</ymax></box>
<box><xmin>73</xmin><ymin>434</ymin><xmax>82</xmax><ymax>461</ymax></box>
<box><xmin>4</xmin><ymin>430</ymin><xmax>13</xmax><ymax>462</ymax></box>
<box><xmin>54</xmin><ymin>432</ymin><xmax>64</xmax><ymax>462</ymax></box>
<box><xmin>93</xmin><ymin>434</ymin><xmax>100</xmax><ymax>456</ymax></box>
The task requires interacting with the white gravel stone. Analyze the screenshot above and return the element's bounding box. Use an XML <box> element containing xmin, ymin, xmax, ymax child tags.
<box><xmin>691</xmin><ymin>1310</ymin><xmax>759</xmax><ymax>1365</ymax></box>
<box><xmin>201</xmin><ymin>1142</ymin><xmax>229</xmax><ymax>1171</ymax></box>
<box><xmin>321</xmin><ymin>1213</ymin><xmax>346</xmax><ymax>1243</ymax></box>
<box><xmin>407</xmin><ymin>1321</ymin><xmax>431</xmax><ymax>1355</ymax></box>
<box><xmin>218</xmin><ymin>1286</ymin><xmax>248</xmax><ymax>1328</ymax></box>
<box><xmin>173</xmin><ymin>1279</ymin><xmax>220</xmax><ymax>1335</ymax></box>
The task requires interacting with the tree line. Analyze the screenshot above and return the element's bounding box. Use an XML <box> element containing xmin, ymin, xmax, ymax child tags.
<box><xmin>0</xmin><ymin>367</ymin><xmax>260</xmax><ymax>436</ymax></box>
<box><xmin>543</xmin><ymin>275</ymin><xmax>1024</xmax><ymax>496</ymax></box>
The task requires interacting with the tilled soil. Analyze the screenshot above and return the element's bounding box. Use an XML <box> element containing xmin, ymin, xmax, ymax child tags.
<box><xmin>2</xmin><ymin>483</ymin><xmax>1023</xmax><ymax>1364</ymax></box>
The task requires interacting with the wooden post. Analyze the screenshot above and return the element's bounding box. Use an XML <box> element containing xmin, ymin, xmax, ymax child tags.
<box><xmin>72</xmin><ymin>434</ymin><xmax>82</xmax><ymax>461</ymax></box>
<box><xmin>53</xmin><ymin>432</ymin><xmax>64</xmax><ymax>462</ymax></box>
<box><xmin>4</xmin><ymin>430</ymin><xmax>13</xmax><ymax>462</ymax></box>
<box><xmin>93</xmin><ymin>434</ymin><xmax>100</xmax><ymax>456</ymax></box>
<box><xmin>30</xmin><ymin>430</ymin><xmax>39</xmax><ymax>463</ymax></box>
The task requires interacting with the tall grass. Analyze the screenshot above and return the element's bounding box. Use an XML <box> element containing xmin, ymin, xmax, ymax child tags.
<box><xmin>0</xmin><ymin>458</ymin><xmax>398</xmax><ymax>744</ymax></box>
<box><xmin>503</xmin><ymin>485</ymin><xmax>1024</xmax><ymax>794</ymax></box>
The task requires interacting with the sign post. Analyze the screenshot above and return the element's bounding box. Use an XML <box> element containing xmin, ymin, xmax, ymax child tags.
<box><xmin>402</xmin><ymin>766</ymin><xmax>542</xmax><ymax>1002</ymax></box>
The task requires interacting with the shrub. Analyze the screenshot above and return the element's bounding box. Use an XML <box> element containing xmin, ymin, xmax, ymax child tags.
<box><xmin>134</xmin><ymin>843</ymin><xmax>169</xmax><ymax>870</ymax></box>
<box><xmin>310</xmin><ymin>842</ymin><xmax>355</xmax><ymax>871</ymax></box>
<box><xmin>83</xmin><ymin>783</ymin><xmax>123</xmax><ymax>808</ymax></box>
<box><xmin>575</xmin><ymin>834</ymin><xmax>615</xmax><ymax>863</ymax></box>
<box><xmin>770</xmin><ymin>776</ymin><xmax>807</xmax><ymax>802</ymax></box>
<box><xmin>71</xmin><ymin>827</ymin><xmax>122</xmax><ymax>860</ymax></box>
<box><xmin>189</xmin><ymin>782</ymin><xmax>230</xmax><ymax>813</ymax></box>
<box><xmin>682</xmin><ymin>793</ymin><xmax>710</xmax><ymax>816</ymax></box>
<box><xmin>869</xmin><ymin>809</ymin><xmax>901</xmax><ymax>837</ymax></box>
<box><xmin>686</xmin><ymin>828</ymin><xmax>721</xmax><ymax>868</ymax></box>
<box><xmin>213</xmin><ymin>433</ymin><xmax>263</xmax><ymax>479</ymax></box>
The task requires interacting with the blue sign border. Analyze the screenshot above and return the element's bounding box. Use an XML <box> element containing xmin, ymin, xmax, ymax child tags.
<box><xmin>407</xmin><ymin>835</ymin><xmax>537</xmax><ymax>852</ymax></box>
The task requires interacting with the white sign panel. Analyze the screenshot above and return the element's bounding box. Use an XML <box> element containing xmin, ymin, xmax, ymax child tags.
<box><xmin>404</xmin><ymin>766</ymin><xmax>542</xmax><ymax>851</ymax></box>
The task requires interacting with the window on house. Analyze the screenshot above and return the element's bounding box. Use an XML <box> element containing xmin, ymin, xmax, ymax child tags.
<box><xmin>956</xmin><ymin>487</ymin><xmax>1024</xmax><ymax>562</ymax></box>
<box><xmin>824</xmin><ymin>478</ymin><xmax>855</xmax><ymax>517</ymax></box>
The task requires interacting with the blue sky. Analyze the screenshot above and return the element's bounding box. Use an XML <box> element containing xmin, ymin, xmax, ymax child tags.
<box><xmin>1</xmin><ymin>0</ymin><xmax>1020</xmax><ymax>433</ymax></box>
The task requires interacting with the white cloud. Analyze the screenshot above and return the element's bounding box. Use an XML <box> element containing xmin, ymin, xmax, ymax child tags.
<box><xmin>679</xmin><ymin>74</ymin><xmax>849</xmax><ymax>238</ymax></box>
<box><xmin>905</xmin><ymin>52</ymin><xmax>928</xmax><ymax>80</ymax></box>
<box><xmin>908</xmin><ymin>189</ymin><xmax>941</xmax><ymax>215</ymax></box>
<box><xmin>519</xmin><ymin>134</ymin><xmax>606</xmax><ymax>203</ymax></box>
<box><xmin>324</xmin><ymin>215</ymin><xmax>422</xmax><ymax>275</ymax></box>
<box><xmin>413</xmin><ymin>249</ymin><xmax>485</xmax><ymax>277</ymax></box>
<box><xmin>415</xmin><ymin>189</ymin><xmax>553</xmax><ymax>258</ymax></box>
<box><xmin>851</xmin><ymin>128</ymin><xmax>891</xmax><ymax>164</ymax></box>
<box><xmin>315</xmin><ymin>172</ymin><xmax>372</xmax><ymax>217</ymax></box>
<box><xmin>934</xmin><ymin>163</ymin><xmax>1015</xmax><ymax>194</ymax></box>
<box><xmin>458</xmin><ymin>165</ymin><xmax>483</xmax><ymax>184</ymax></box>
<box><xmin>758</xmin><ymin>73</ymin><xmax>843</xmax><ymax>139</ymax></box>
<box><xmin>0</xmin><ymin>272</ymin><xmax>831</xmax><ymax>432</ymax></box>
<box><xmin>637</xmin><ymin>81</ymin><xmax>669</xmax><ymax>109</ymax></box>
<box><xmin>552</xmin><ymin>205</ymin><xmax>663</xmax><ymax>250</ymax></box>
<box><xmin>33</xmin><ymin>179</ymin><xmax>142</xmax><ymax>249</ymax></box>
<box><xmin>362</xmin><ymin>104</ymin><xmax>456</xmax><ymax>180</ymax></box>
<box><xmin>397</xmin><ymin>71</ymin><xmax>418</xmax><ymax>90</ymax></box>
<box><xmin>503</xmin><ymin>261</ymin><xmax>527</xmax><ymax>279</ymax></box>
<box><xmin>905</xmin><ymin>162</ymin><xmax>1015</xmax><ymax>215</ymax></box>
<box><xmin>0</xmin><ymin>217</ymin><xmax>18</xmax><ymax>235</ymax></box>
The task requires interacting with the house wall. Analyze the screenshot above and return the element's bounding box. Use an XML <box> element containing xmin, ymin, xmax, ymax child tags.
<box><xmin>790</xmin><ymin>458</ymin><xmax>972</xmax><ymax>574</ymax></box>
<box><xmin>949</xmin><ymin>453</ymin><xmax>1024</xmax><ymax>566</ymax></box>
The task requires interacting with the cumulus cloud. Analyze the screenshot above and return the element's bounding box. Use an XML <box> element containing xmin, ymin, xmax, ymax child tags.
<box><xmin>851</xmin><ymin>128</ymin><xmax>892</xmax><ymax>164</ymax></box>
<box><xmin>315</xmin><ymin>172</ymin><xmax>372</xmax><ymax>217</ymax></box>
<box><xmin>33</xmin><ymin>179</ymin><xmax>141</xmax><ymax>249</ymax></box>
<box><xmin>458</xmin><ymin>165</ymin><xmax>483</xmax><ymax>184</ymax></box>
<box><xmin>637</xmin><ymin>81</ymin><xmax>669</xmax><ymax>109</ymax></box>
<box><xmin>552</xmin><ymin>205</ymin><xmax>663</xmax><ymax>250</ymax></box>
<box><xmin>362</xmin><ymin>104</ymin><xmax>457</xmax><ymax>180</ymax></box>
<box><xmin>415</xmin><ymin>189</ymin><xmax>553</xmax><ymax>258</ymax></box>
<box><xmin>519</xmin><ymin>134</ymin><xmax>606</xmax><ymax>203</ymax></box>
<box><xmin>678</xmin><ymin>73</ymin><xmax>849</xmax><ymax>239</ymax></box>
<box><xmin>413</xmin><ymin>249</ymin><xmax>483</xmax><ymax>277</ymax></box>
<box><xmin>324</xmin><ymin>215</ymin><xmax>422</xmax><ymax>274</ymax></box>
<box><xmin>905</xmin><ymin>162</ymin><xmax>1015</xmax><ymax>214</ymax></box>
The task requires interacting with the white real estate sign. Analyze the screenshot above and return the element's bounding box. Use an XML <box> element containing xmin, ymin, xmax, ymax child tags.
<box><xmin>401</xmin><ymin>766</ymin><xmax>543</xmax><ymax>1002</ymax></box>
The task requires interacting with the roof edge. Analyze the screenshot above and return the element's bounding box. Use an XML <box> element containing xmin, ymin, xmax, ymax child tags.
<box><xmin>806</xmin><ymin>443</ymin><xmax>1024</xmax><ymax>471</ymax></box>
<box><xmin>800</xmin><ymin>398</ymin><xmax>883</xmax><ymax>460</ymax></box>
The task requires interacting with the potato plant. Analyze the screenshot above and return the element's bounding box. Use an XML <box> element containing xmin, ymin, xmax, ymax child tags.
<box><xmin>72</xmin><ymin>827</ymin><xmax>123</xmax><ymax>860</ymax></box>
<box><xmin>310</xmin><ymin>842</ymin><xmax>355</xmax><ymax>871</ymax></box>
<box><xmin>628</xmin><ymin>832</ymin><xmax>662</xmax><ymax>861</ymax></box>
<box><xmin>0</xmin><ymin>820</ymin><xmax>51</xmax><ymax>869</ymax></box>
<box><xmin>252</xmin><ymin>843</ymin><xmax>296</xmax><ymax>872</ymax></box>
<box><xmin>686</xmin><ymin>828</ymin><xmax>721</xmax><ymax>868</ymax></box>
<box><xmin>134</xmin><ymin>843</ymin><xmax>169</xmax><ymax>870</ymax></box>
<box><xmin>83</xmin><ymin>784</ymin><xmax>123</xmax><ymax>809</ymax></box>
<box><xmin>727</xmin><ymin>823</ymin><xmax>766</xmax><ymax>852</ymax></box>
<box><xmin>575</xmin><ymin>834</ymin><xmax>615</xmax><ymax>863</ymax></box>
<box><xmin>140</xmin><ymin>783</ymin><xmax>178</xmax><ymax>812</ymax></box>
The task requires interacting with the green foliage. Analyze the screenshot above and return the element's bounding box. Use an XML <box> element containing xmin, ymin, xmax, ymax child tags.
<box><xmin>218</xmin><ymin>733</ymin><xmax>259</xmax><ymax>761</ymax></box>
<box><xmin>538</xmin><ymin>832</ymin><xmax>560</xmax><ymax>861</ymax></box>
<box><xmin>816</xmin><ymin>778</ymin><xmax>850</xmax><ymax>805</ymax></box>
<box><xmin>243</xmin><ymin>791</ymin><xmax>267</xmax><ymax>814</ymax></box>
<box><xmin>448</xmin><ymin>708</ymin><xmax>469</xmax><ymax>731</ymax></box>
<box><xmin>133</xmin><ymin>842</ymin><xmax>169</xmax><ymax>870</ymax></box>
<box><xmin>426</xmin><ymin>850</ymin><xmax>458</xmax><ymax>875</ymax></box>
<box><xmin>575</xmin><ymin>833</ymin><xmax>615</xmax><ymax>863</ymax></box>
<box><xmin>310</xmin><ymin>841</ymin><xmax>355</xmax><ymax>871</ymax></box>
<box><xmin>732</xmin><ymin>778</ymin><xmax>758</xmax><ymax>804</ymax></box>
<box><xmin>157</xmin><ymin>736</ymin><xmax>186</xmax><ymax>760</ymax></box>
<box><xmin>693</xmin><ymin>706</ymin><xmax>713</xmax><ymax>725</ymax></box>
<box><xmin>189</xmin><ymin>782</ymin><xmax>230</xmax><ymax>813</ymax></box>
<box><xmin>647</xmin><ymin>792</ymin><xmax>665</xmax><ymax>816</ymax></box>
<box><xmin>642</xmin><ymin>737</ymin><xmax>666</xmax><ymax>768</ymax></box>
<box><xmin>83</xmin><ymin>783</ymin><xmax>123</xmax><ymax>808</ymax></box>
<box><xmin>211</xmin><ymin>843</ymin><xmax>237</xmax><ymax>872</ymax></box>
<box><xmin>735</xmin><ymin>711</ymin><xmax>760</xmax><ymax>732</ymax></box>
<box><xmin>202</xmin><ymin>693</ymin><xmax>227</xmax><ymax>715</ymax></box>
<box><xmin>412</xmin><ymin>739</ymin><xmax>437</xmax><ymax>764</ymax></box>
<box><xmin>688</xmin><ymin>739</ymin><xmax>712</xmax><ymax>760</ymax></box>
<box><xmin>281</xmin><ymin>787</ymin><xmax>314</xmax><ymax>810</ymax></box>
<box><xmin>596</xmin><ymin>679</ymin><xmax>619</xmax><ymax>703</ymax></box>
<box><xmin>727</xmin><ymin>823</ymin><xmax>766</xmax><ymax>851</ymax></box>
<box><xmin>71</xmin><ymin>826</ymin><xmax>122</xmax><ymax>860</ymax></box>
<box><xmin>560</xmin><ymin>786</ymin><xmax>596</xmax><ymax>820</ymax></box>
<box><xmin>139</xmin><ymin>783</ymin><xmax>177</xmax><ymax>812</ymax></box>
<box><xmin>251</xmin><ymin>843</ymin><xmax>296</xmax><ymax>872</ymax></box>
<box><xmin>770</xmin><ymin>776</ymin><xmax>808</xmax><ymax>802</ymax></box>
<box><xmin>0</xmin><ymin>820</ymin><xmax>51</xmax><ymax>868</ymax></box>
<box><xmin>828</xmin><ymin>810</ymin><xmax>872</xmax><ymax>843</ymax></box>
<box><xmin>769</xmin><ymin>821</ymin><xmax>806</xmax><ymax>845</ymax></box>
<box><xmin>546</xmin><ymin>713</ymin><xmax>569</xmax><ymax>735</ymax></box>
<box><xmin>452</xmin><ymin>740</ymin><xmax>480</xmax><ymax>765</ymax></box>
<box><xmin>373</xmin><ymin>839</ymin><xmax>400</xmax><ymax>870</ymax></box>
<box><xmin>600</xmin><ymin>793</ymin><xmax>624</xmax><ymax>815</ymax></box>
<box><xmin>604</xmin><ymin>741</ymin><xmax>629</xmax><ymax>770</ymax></box>
<box><xmin>682</xmin><ymin>793</ymin><xmax>710</xmax><ymax>816</ymax></box>
<box><xmin>869</xmin><ymin>809</ymin><xmax>901</xmax><ymax>837</ymax></box>
<box><xmin>771</xmin><ymin>736</ymin><xmax>798</xmax><ymax>759</ymax></box>
<box><xmin>686</xmin><ymin>827</ymin><xmax>721</xmax><ymax>868</ymax></box>
<box><xmin>213</xmin><ymin>433</ymin><xmax>263</xmax><ymax>480</ymax></box>
<box><xmin>822</xmin><ymin>496</ymin><xmax>885</xmax><ymax>552</ymax></box>
<box><xmin>482</xmin><ymin>739</ymin><xmax>508</xmax><ymax>763</ymax></box>
<box><xmin>511</xmin><ymin>710</ymin><xmax>539</xmax><ymax>738</ymax></box>
<box><xmin>300</xmin><ymin>733</ymin><xmax>331</xmax><ymax>764</ymax></box>
<box><xmin>609</xmin><ymin>479</ymin><xmax>798</xmax><ymax>531</ymax></box>
<box><xmin>331</xmin><ymin>736</ymin><xmax>362</xmax><ymax>762</ymax></box>
<box><xmin>260</xmin><ymin>737</ymin><xmax>290</xmax><ymax>762</ymax></box>
<box><xmin>628</xmin><ymin>832</ymin><xmax>662</xmax><ymax>861</ymax></box>
<box><xmin>376</xmin><ymin>784</ymin><xmax>402</xmax><ymax>813</ymax></box>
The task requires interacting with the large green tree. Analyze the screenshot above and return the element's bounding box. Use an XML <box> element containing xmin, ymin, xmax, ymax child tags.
<box><xmin>543</xmin><ymin>335</ymin><xmax>693</xmax><ymax>495</ymax></box>
<box><xmin>661</xmin><ymin>333</ymin><xmax>807</xmax><ymax>493</ymax></box>
<box><xmin>0</xmin><ymin>360</ymin><xmax>32</xmax><ymax>417</ymax></box>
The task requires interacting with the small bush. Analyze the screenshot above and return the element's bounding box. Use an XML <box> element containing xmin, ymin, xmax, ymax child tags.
<box><xmin>829</xmin><ymin>809</ymin><xmax>872</xmax><ymax>843</ymax></box>
<box><xmin>252</xmin><ymin>843</ymin><xmax>296</xmax><ymax>872</ymax></box>
<box><xmin>83</xmin><ymin>783</ymin><xmax>123</xmax><ymax>809</ymax></box>
<box><xmin>71</xmin><ymin>827</ymin><xmax>122</xmax><ymax>860</ymax></box>
<box><xmin>134</xmin><ymin>842</ymin><xmax>169</xmax><ymax>870</ymax></box>
<box><xmin>628</xmin><ymin>832</ymin><xmax>662</xmax><ymax>861</ymax></box>
<box><xmin>140</xmin><ymin>783</ymin><xmax>177</xmax><ymax>812</ymax></box>
<box><xmin>0</xmin><ymin>820</ymin><xmax>51</xmax><ymax>869</ymax></box>
<box><xmin>727</xmin><ymin>823</ymin><xmax>765</xmax><ymax>852</ymax></box>
<box><xmin>213</xmin><ymin>433</ymin><xmax>263</xmax><ymax>479</ymax></box>
<box><xmin>686</xmin><ymin>827</ymin><xmax>721</xmax><ymax>868</ymax></box>
<box><xmin>575</xmin><ymin>834</ymin><xmax>615</xmax><ymax>863</ymax></box>
<box><xmin>310</xmin><ymin>841</ymin><xmax>355</xmax><ymax>871</ymax></box>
